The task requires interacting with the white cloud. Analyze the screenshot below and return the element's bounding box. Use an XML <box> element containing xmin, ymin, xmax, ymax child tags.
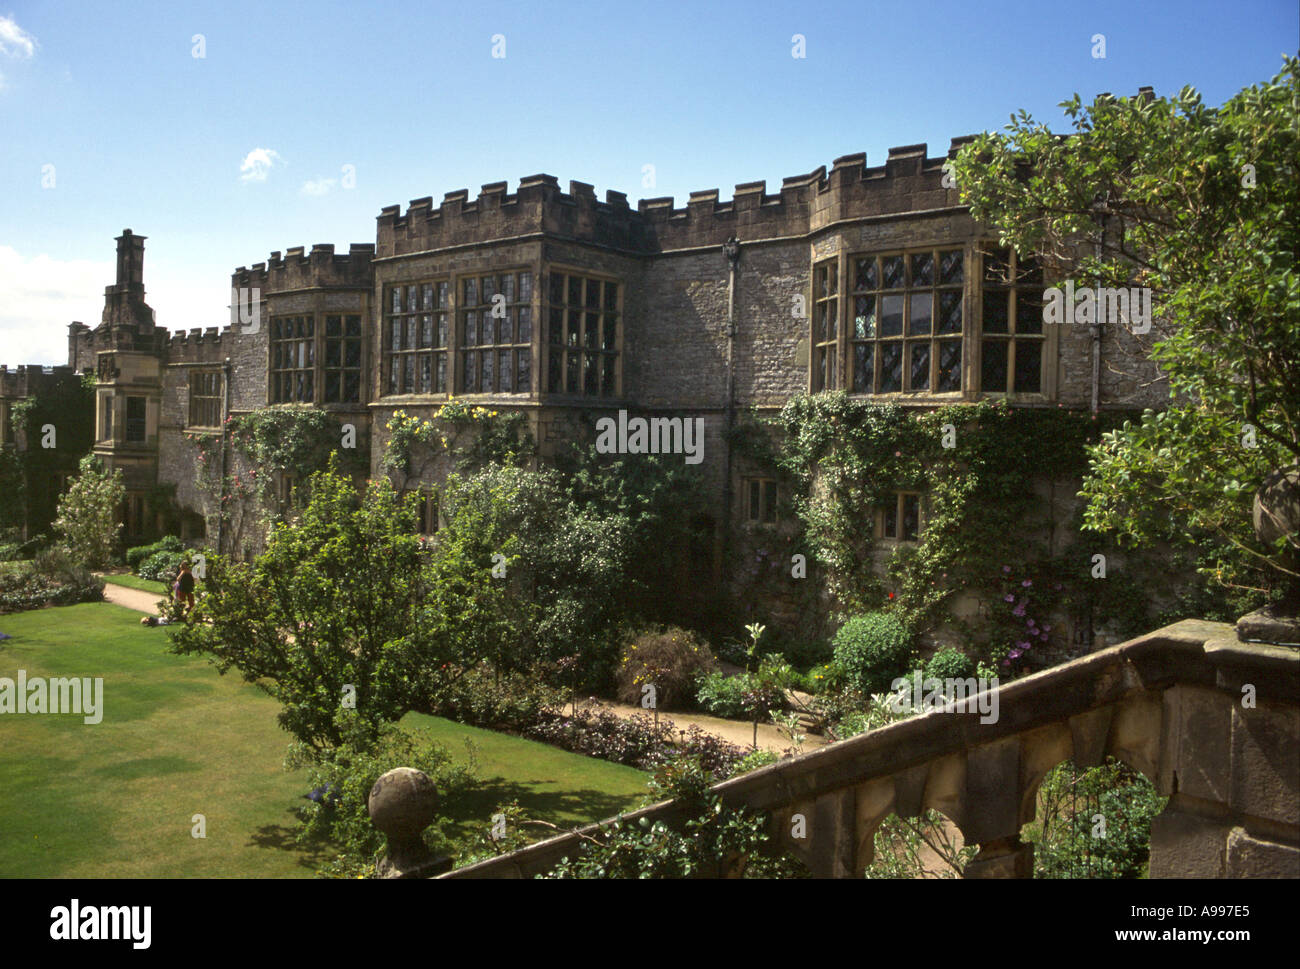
<box><xmin>0</xmin><ymin>15</ymin><xmax>37</xmax><ymax>59</ymax></box>
<box><xmin>0</xmin><ymin>246</ymin><xmax>110</xmax><ymax>366</ymax></box>
<box><xmin>0</xmin><ymin>246</ymin><xmax>236</xmax><ymax>367</ymax></box>
<box><xmin>239</xmin><ymin>147</ymin><xmax>282</xmax><ymax>183</ymax></box>
<box><xmin>301</xmin><ymin>177</ymin><xmax>337</xmax><ymax>197</ymax></box>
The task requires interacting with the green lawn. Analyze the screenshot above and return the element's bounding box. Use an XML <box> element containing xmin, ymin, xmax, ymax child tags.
<box><xmin>400</xmin><ymin>712</ymin><xmax>650</xmax><ymax>848</ymax></box>
<box><xmin>0</xmin><ymin>602</ymin><xmax>648</xmax><ymax>877</ymax></box>
<box><xmin>101</xmin><ymin>573</ymin><xmax>169</xmax><ymax>597</ymax></box>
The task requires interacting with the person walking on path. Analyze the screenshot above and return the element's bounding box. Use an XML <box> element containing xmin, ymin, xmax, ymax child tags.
<box><xmin>174</xmin><ymin>560</ymin><xmax>196</xmax><ymax>614</ymax></box>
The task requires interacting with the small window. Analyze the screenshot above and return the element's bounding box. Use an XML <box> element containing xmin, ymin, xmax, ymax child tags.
<box><xmin>125</xmin><ymin>397</ymin><xmax>147</xmax><ymax>443</ymax></box>
<box><xmin>811</xmin><ymin>260</ymin><xmax>839</xmax><ymax>391</ymax></box>
<box><xmin>744</xmin><ymin>478</ymin><xmax>779</xmax><ymax>524</ymax></box>
<box><xmin>877</xmin><ymin>492</ymin><xmax>921</xmax><ymax>541</ymax></box>
<box><xmin>979</xmin><ymin>247</ymin><xmax>1046</xmax><ymax>395</ymax></box>
<box><xmin>188</xmin><ymin>371</ymin><xmax>223</xmax><ymax>428</ymax></box>
<box><xmin>99</xmin><ymin>393</ymin><xmax>113</xmax><ymax>442</ymax></box>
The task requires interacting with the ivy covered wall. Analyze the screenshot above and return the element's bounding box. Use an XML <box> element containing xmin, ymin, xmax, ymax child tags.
<box><xmin>729</xmin><ymin>393</ymin><xmax>1236</xmax><ymax>672</ymax></box>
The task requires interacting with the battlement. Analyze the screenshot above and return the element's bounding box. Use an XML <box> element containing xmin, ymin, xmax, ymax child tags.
<box><xmin>376</xmin><ymin>175</ymin><xmax>648</xmax><ymax>258</ymax></box>
<box><xmin>233</xmin><ymin>242</ymin><xmax>375</xmax><ymax>293</ymax></box>
<box><xmin>0</xmin><ymin>363</ymin><xmax>83</xmax><ymax>398</ymax></box>
<box><xmin>375</xmin><ymin>139</ymin><xmax>975</xmax><ymax>258</ymax></box>
<box><xmin>164</xmin><ymin>325</ymin><xmax>235</xmax><ymax>364</ymax></box>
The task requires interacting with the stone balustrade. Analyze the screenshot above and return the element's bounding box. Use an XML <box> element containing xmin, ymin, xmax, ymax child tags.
<box><xmin>439</xmin><ymin>620</ymin><xmax>1298</xmax><ymax>878</ymax></box>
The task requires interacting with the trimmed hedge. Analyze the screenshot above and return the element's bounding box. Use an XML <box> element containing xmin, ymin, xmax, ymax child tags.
<box><xmin>126</xmin><ymin>536</ymin><xmax>183</xmax><ymax>571</ymax></box>
<box><xmin>138</xmin><ymin>549</ymin><xmax>189</xmax><ymax>583</ymax></box>
<box><xmin>832</xmin><ymin>612</ymin><xmax>915</xmax><ymax>695</ymax></box>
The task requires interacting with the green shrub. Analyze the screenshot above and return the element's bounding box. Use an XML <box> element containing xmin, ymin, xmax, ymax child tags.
<box><xmin>0</xmin><ymin>551</ymin><xmax>102</xmax><ymax>614</ymax></box>
<box><xmin>138</xmin><ymin>549</ymin><xmax>188</xmax><ymax>583</ymax></box>
<box><xmin>126</xmin><ymin>535</ymin><xmax>183</xmax><ymax>570</ymax></box>
<box><xmin>541</xmin><ymin>755</ymin><xmax>807</xmax><ymax>879</ymax></box>
<box><xmin>924</xmin><ymin>647</ymin><xmax>977</xmax><ymax>683</ymax></box>
<box><xmin>832</xmin><ymin>613</ymin><xmax>914</xmax><ymax>695</ymax></box>
<box><xmin>694</xmin><ymin>671</ymin><xmax>751</xmax><ymax>719</ymax></box>
<box><xmin>730</xmin><ymin>748</ymin><xmax>779</xmax><ymax>776</ymax></box>
<box><xmin>694</xmin><ymin>669</ymin><xmax>785</xmax><ymax>721</ymax></box>
<box><xmin>1023</xmin><ymin>758</ymin><xmax>1166</xmax><ymax>878</ymax></box>
<box><xmin>425</xmin><ymin>664</ymin><xmax>563</xmax><ymax>732</ymax></box>
<box><xmin>285</xmin><ymin>713</ymin><xmax>476</xmax><ymax>878</ymax></box>
<box><xmin>616</xmin><ymin>627</ymin><xmax>717</xmax><ymax>710</ymax></box>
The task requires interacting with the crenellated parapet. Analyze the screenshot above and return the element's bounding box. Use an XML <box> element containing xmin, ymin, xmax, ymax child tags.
<box><xmin>0</xmin><ymin>363</ymin><xmax>84</xmax><ymax>399</ymax></box>
<box><xmin>232</xmin><ymin>242</ymin><xmax>375</xmax><ymax>295</ymax></box>
<box><xmin>376</xmin><ymin>175</ymin><xmax>649</xmax><ymax>258</ymax></box>
<box><xmin>164</xmin><ymin>326</ymin><xmax>233</xmax><ymax>364</ymax></box>
<box><xmin>376</xmin><ymin>139</ymin><xmax>975</xmax><ymax>258</ymax></box>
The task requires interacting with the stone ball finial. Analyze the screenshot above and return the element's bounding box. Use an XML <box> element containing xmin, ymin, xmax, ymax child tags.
<box><xmin>368</xmin><ymin>767</ymin><xmax>447</xmax><ymax>878</ymax></box>
<box><xmin>369</xmin><ymin>767</ymin><xmax>438</xmax><ymax>840</ymax></box>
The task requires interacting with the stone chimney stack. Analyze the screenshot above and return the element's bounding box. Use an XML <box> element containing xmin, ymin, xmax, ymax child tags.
<box><xmin>100</xmin><ymin>228</ymin><xmax>157</xmax><ymax>337</ymax></box>
<box><xmin>115</xmin><ymin>229</ymin><xmax>146</xmax><ymax>290</ymax></box>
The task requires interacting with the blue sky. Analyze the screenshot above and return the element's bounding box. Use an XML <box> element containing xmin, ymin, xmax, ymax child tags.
<box><xmin>1</xmin><ymin>0</ymin><xmax>1295</xmax><ymax>365</ymax></box>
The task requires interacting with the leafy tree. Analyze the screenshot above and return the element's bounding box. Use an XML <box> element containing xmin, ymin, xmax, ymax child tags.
<box><xmin>434</xmin><ymin>463</ymin><xmax>636</xmax><ymax>688</ymax></box>
<box><xmin>52</xmin><ymin>455</ymin><xmax>125</xmax><ymax>568</ymax></box>
<box><xmin>169</xmin><ymin>459</ymin><xmax>515</xmax><ymax>749</ymax></box>
<box><xmin>558</xmin><ymin>445</ymin><xmax>708</xmax><ymax>626</ymax></box>
<box><xmin>950</xmin><ymin>57</ymin><xmax>1300</xmax><ymax>605</ymax></box>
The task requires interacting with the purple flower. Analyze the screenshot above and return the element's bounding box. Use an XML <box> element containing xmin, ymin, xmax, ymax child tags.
<box><xmin>1022</xmin><ymin>579</ymin><xmax>1033</xmax><ymax>587</ymax></box>
<box><xmin>1039</xmin><ymin>632</ymin><xmax>1050</xmax><ymax>641</ymax></box>
<box><xmin>1012</xmin><ymin>601</ymin><xmax>1026</xmax><ymax>617</ymax></box>
<box><xmin>1016</xmin><ymin>640</ymin><xmax>1031</xmax><ymax>650</ymax></box>
<box><xmin>1004</xmin><ymin>594</ymin><xmax>1015</xmax><ymax>603</ymax></box>
<box><xmin>1002</xmin><ymin>565</ymin><xmax>1012</xmax><ymax>573</ymax></box>
<box><xmin>1043</xmin><ymin>624</ymin><xmax>1052</xmax><ymax>633</ymax></box>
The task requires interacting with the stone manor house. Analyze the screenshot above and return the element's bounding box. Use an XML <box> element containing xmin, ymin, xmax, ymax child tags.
<box><xmin>9</xmin><ymin>137</ymin><xmax>1166</xmax><ymax>629</ymax></box>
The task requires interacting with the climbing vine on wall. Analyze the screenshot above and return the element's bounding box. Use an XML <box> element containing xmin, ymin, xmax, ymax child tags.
<box><xmin>187</xmin><ymin>405</ymin><xmax>367</xmax><ymax>556</ymax></box>
<box><xmin>754</xmin><ymin>393</ymin><xmax>1169</xmax><ymax>669</ymax></box>
<box><xmin>381</xmin><ymin>403</ymin><xmax>533</xmax><ymax>490</ymax></box>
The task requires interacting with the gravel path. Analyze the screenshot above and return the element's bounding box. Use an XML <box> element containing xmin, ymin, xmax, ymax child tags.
<box><xmin>99</xmin><ymin>580</ymin><xmax>168</xmax><ymax>615</ymax></box>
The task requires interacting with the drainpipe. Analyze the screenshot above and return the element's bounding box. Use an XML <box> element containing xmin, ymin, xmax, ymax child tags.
<box><xmin>216</xmin><ymin>356</ymin><xmax>231</xmax><ymax>556</ymax></box>
<box><xmin>722</xmin><ymin>236</ymin><xmax>741</xmax><ymax>590</ymax></box>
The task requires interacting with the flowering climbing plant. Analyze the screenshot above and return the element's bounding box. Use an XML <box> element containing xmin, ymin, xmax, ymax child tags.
<box><xmin>380</xmin><ymin>404</ymin><xmax>532</xmax><ymax>488</ymax></box>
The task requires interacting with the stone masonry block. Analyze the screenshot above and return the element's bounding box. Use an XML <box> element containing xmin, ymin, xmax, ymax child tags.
<box><xmin>963</xmin><ymin>737</ymin><xmax>1022</xmax><ymax>846</ymax></box>
<box><xmin>1068</xmin><ymin>706</ymin><xmax>1114</xmax><ymax>769</ymax></box>
<box><xmin>1148</xmin><ymin>803</ymin><xmax>1228</xmax><ymax>878</ymax></box>
<box><xmin>1230</xmin><ymin>702</ymin><xmax>1300</xmax><ymax>825</ymax></box>
<box><xmin>1171</xmin><ymin>686</ymin><xmax>1233</xmax><ymax>805</ymax></box>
